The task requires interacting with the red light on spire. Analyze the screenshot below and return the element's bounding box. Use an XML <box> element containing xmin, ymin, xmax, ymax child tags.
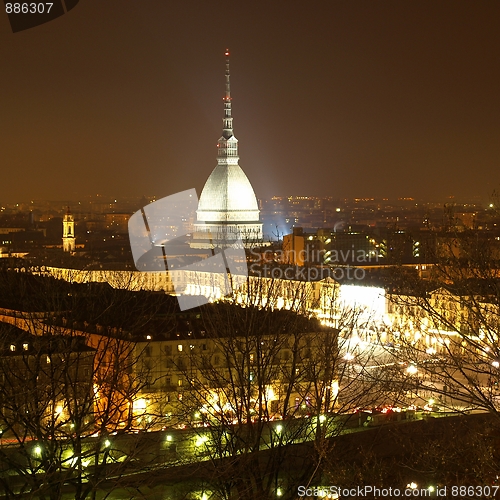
<box><xmin>225</xmin><ymin>49</ymin><xmax>230</xmax><ymax>56</ymax></box>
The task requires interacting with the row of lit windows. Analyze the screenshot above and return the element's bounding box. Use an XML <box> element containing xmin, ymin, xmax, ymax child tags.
<box><xmin>7</xmin><ymin>345</ymin><xmax>52</xmax><ymax>364</ymax></box>
<box><xmin>9</xmin><ymin>343</ymin><xmax>29</xmax><ymax>352</ymax></box>
<box><xmin>142</xmin><ymin>348</ymin><xmax>300</xmax><ymax>368</ymax></box>
<box><xmin>144</xmin><ymin>343</ymin><xmax>212</xmax><ymax>356</ymax></box>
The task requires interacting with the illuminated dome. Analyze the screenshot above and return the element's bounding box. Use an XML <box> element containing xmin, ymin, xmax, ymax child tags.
<box><xmin>197</xmin><ymin>164</ymin><xmax>260</xmax><ymax>223</ymax></box>
<box><xmin>192</xmin><ymin>50</ymin><xmax>262</xmax><ymax>248</ymax></box>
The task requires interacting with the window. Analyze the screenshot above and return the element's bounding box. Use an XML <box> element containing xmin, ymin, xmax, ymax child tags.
<box><xmin>22</xmin><ymin>343</ymin><xmax>29</xmax><ymax>351</ymax></box>
<box><xmin>9</xmin><ymin>345</ymin><xmax>15</xmax><ymax>352</ymax></box>
<box><xmin>144</xmin><ymin>346</ymin><xmax>152</xmax><ymax>357</ymax></box>
<box><xmin>177</xmin><ymin>344</ymin><xmax>183</xmax><ymax>352</ymax></box>
<box><xmin>164</xmin><ymin>345</ymin><xmax>172</xmax><ymax>356</ymax></box>
<box><xmin>177</xmin><ymin>378</ymin><xmax>183</xmax><ymax>387</ymax></box>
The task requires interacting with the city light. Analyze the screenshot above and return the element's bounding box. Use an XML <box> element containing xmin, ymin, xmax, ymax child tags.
<box><xmin>195</xmin><ymin>435</ymin><xmax>209</xmax><ymax>447</ymax></box>
<box><xmin>339</xmin><ymin>285</ymin><xmax>386</xmax><ymax>320</ymax></box>
<box><xmin>406</xmin><ymin>364</ymin><xmax>418</xmax><ymax>375</ymax></box>
<box><xmin>265</xmin><ymin>385</ymin><xmax>276</xmax><ymax>401</ymax></box>
<box><xmin>133</xmin><ymin>398</ymin><xmax>147</xmax><ymax>412</ymax></box>
<box><xmin>331</xmin><ymin>380</ymin><xmax>339</xmax><ymax>398</ymax></box>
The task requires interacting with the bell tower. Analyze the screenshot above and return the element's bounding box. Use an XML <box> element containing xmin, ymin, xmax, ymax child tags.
<box><xmin>62</xmin><ymin>207</ymin><xmax>76</xmax><ymax>252</ymax></box>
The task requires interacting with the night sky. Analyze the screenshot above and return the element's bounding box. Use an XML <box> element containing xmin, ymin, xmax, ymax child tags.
<box><xmin>1</xmin><ymin>1</ymin><xmax>499</xmax><ymax>204</ymax></box>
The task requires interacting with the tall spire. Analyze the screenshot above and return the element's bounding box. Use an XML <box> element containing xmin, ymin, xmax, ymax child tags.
<box><xmin>222</xmin><ymin>48</ymin><xmax>233</xmax><ymax>139</ymax></box>
<box><xmin>193</xmin><ymin>49</ymin><xmax>263</xmax><ymax>249</ymax></box>
<box><xmin>217</xmin><ymin>49</ymin><xmax>239</xmax><ymax>166</ymax></box>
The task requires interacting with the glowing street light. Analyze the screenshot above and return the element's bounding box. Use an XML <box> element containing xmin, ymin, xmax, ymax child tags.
<box><xmin>195</xmin><ymin>435</ymin><xmax>209</xmax><ymax>447</ymax></box>
<box><xmin>406</xmin><ymin>364</ymin><xmax>418</xmax><ymax>375</ymax></box>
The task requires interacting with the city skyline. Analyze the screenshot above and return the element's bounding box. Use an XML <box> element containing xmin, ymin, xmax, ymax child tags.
<box><xmin>1</xmin><ymin>1</ymin><xmax>499</xmax><ymax>203</ymax></box>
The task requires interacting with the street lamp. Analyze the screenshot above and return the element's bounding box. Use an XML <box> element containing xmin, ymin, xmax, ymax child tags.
<box><xmin>406</xmin><ymin>364</ymin><xmax>418</xmax><ymax>375</ymax></box>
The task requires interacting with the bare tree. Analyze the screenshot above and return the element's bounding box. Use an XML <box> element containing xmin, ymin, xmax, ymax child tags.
<box><xmin>384</xmin><ymin>228</ymin><xmax>500</xmax><ymax>415</ymax></box>
<box><xmin>0</xmin><ymin>268</ymin><xmax>170</xmax><ymax>499</ymax></box>
<box><xmin>161</xmin><ymin>272</ymin><xmax>395</xmax><ymax>500</ymax></box>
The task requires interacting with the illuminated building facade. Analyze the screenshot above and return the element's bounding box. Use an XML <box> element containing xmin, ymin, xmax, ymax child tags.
<box><xmin>131</xmin><ymin>326</ymin><xmax>339</xmax><ymax>429</ymax></box>
<box><xmin>0</xmin><ymin>326</ymin><xmax>95</xmax><ymax>432</ymax></box>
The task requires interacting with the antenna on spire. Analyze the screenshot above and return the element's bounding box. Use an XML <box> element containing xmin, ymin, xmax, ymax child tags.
<box><xmin>224</xmin><ymin>49</ymin><xmax>231</xmax><ymax>102</ymax></box>
<box><xmin>222</xmin><ymin>48</ymin><xmax>233</xmax><ymax>139</ymax></box>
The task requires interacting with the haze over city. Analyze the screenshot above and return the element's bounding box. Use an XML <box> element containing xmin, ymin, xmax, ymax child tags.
<box><xmin>1</xmin><ymin>1</ymin><xmax>499</xmax><ymax>204</ymax></box>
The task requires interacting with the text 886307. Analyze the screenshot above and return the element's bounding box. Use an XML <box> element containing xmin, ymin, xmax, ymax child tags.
<box><xmin>5</xmin><ymin>3</ymin><xmax>53</xmax><ymax>13</ymax></box>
